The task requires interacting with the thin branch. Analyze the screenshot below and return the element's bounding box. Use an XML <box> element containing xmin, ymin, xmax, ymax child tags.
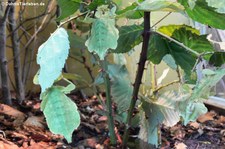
<box><xmin>58</xmin><ymin>12</ymin><xmax>89</xmax><ymax>27</ymax></box>
<box><xmin>154</xmin><ymin>80</ymin><xmax>180</xmax><ymax>93</ymax></box>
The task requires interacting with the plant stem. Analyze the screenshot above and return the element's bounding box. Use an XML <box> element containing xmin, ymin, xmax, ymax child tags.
<box><xmin>122</xmin><ymin>12</ymin><xmax>151</xmax><ymax>148</ymax></box>
<box><xmin>101</xmin><ymin>59</ymin><xmax>117</xmax><ymax>145</ymax></box>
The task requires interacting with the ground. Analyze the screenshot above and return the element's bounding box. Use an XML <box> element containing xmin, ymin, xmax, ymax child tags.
<box><xmin>0</xmin><ymin>94</ymin><xmax>225</xmax><ymax>149</ymax></box>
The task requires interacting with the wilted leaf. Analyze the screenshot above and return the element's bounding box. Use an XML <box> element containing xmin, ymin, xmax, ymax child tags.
<box><xmin>37</xmin><ymin>28</ymin><xmax>70</xmax><ymax>93</ymax></box>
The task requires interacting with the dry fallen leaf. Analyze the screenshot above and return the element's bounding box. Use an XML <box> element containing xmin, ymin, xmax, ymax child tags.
<box><xmin>174</xmin><ymin>142</ymin><xmax>187</xmax><ymax>149</ymax></box>
<box><xmin>197</xmin><ymin>111</ymin><xmax>216</xmax><ymax>123</ymax></box>
<box><xmin>189</xmin><ymin>122</ymin><xmax>200</xmax><ymax>129</ymax></box>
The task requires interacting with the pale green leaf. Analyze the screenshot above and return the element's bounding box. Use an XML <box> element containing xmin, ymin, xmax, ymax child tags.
<box><xmin>162</xmin><ymin>54</ymin><xmax>177</xmax><ymax>70</ymax></box>
<box><xmin>113</xmin><ymin>24</ymin><xmax>143</xmax><ymax>53</ymax></box>
<box><xmin>109</xmin><ymin>65</ymin><xmax>133</xmax><ymax>113</ymax></box>
<box><xmin>41</xmin><ymin>86</ymin><xmax>80</xmax><ymax>143</ymax></box>
<box><xmin>113</xmin><ymin>53</ymin><xmax>127</xmax><ymax>65</ymax></box>
<box><xmin>180</xmin><ymin>102</ymin><xmax>207</xmax><ymax>125</ymax></box>
<box><xmin>178</xmin><ymin>0</ymin><xmax>225</xmax><ymax>29</ymax></box>
<box><xmin>188</xmin><ymin>0</ymin><xmax>197</xmax><ymax>9</ymax></box>
<box><xmin>85</xmin><ymin>17</ymin><xmax>119</xmax><ymax>59</ymax></box>
<box><xmin>37</xmin><ymin>28</ymin><xmax>70</xmax><ymax>93</ymax></box>
<box><xmin>137</xmin><ymin>0</ymin><xmax>184</xmax><ymax>12</ymax></box>
<box><xmin>206</xmin><ymin>0</ymin><xmax>225</xmax><ymax>14</ymax></box>
<box><xmin>190</xmin><ymin>69</ymin><xmax>225</xmax><ymax>101</ymax></box>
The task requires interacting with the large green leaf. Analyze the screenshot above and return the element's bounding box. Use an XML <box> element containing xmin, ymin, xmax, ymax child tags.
<box><xmin>85</xmin><ymin>6</ymin><xmax>119</xmax><ymax>60</ymax></box>
<box><xmin>109</xmin><ymin>65</ymin><xmax>133</xmax><ymax>113</ymax></box>
<box><xmin>171</xmin><ymin>28</ymin><xmax>214</xmax><ymax>56</ymax></box>
<box><xmin>41</xmin><ymin>86</ymin><xmax>80</xmax><ymax>143</ymax></box>
<box><xmin>209</xmin><ymin>52</ymin><xmax>225</xmax><ymax>67</ymax></box>
<box><xmin>148</xmin><ymin>25</ymin><xmax>214</xmax><ymax>76</ymax></box>
<box><xmin>57</xmin><ymin>0</ymin><xmax>81</xmax><ymax>21</ymax></box>
<box><xmin>113</xmin><ymin>24</ymin><xmax>143</xmax><ymax>53</ymax></box>
<box><xmin>159</xmin><ymin>25</ymin><xmax>214</xmax><ymax>55</ymax></box>
<box><xmin>178</xmin><ymin>0</ymin><xmax>225</xmax><ymax>29</ymax></box>
<box><xmin>137</xmin><ymin>0</ymin><xmax>184</xmax><ymax>12</ymax></box>
<box><xmin>37</xmin><ymin>28</ymin><xmax>70</xmax><ymax>93</ymax></box>
<box><xmin>148</xmin><ymin>32</ymin><xmax>197</xmax><ymax>76</ymax></box>
<box><xmin>206</xmin><ymin>0</ymin><xmax>225</xmax><ymax>14</ymax></box>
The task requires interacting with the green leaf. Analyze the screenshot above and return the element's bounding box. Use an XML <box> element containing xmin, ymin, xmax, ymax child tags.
<box><xmin>116</xmin><ymin>3</ymin><xmax>144</xmax><ymax>19</ymax></box>
<box><xmin>206</xmin><ymin>0</ymin><xmax>225</xmax><ymax>14</ymax></box>
<box><xmin>190</xmin><ymin>68</ymin><xmax>225</xmax><ymax>101</ymax></box>
<box><xmin>137</xmin><ymin>0</ymin><xmax>184</xmax><ymax>12</ymax></box>
<box><xmin>148</xmin><ymin>32</ymin><xmax>197</xmax><ymax>76</ymax></box>
<box><xmin>180</xmin><ymin>102</ymin><xmax>207</xmax><ymax>125</ymax></box>
<box><xmin>88</xmin><ymin>0</ymin><xmax>107</xmax><ymax>11</ymax></box>
<box><xmin>57</xmin><ymin>0</ymin><xmax>81</xmax><ymax>21</ymax></box>
<box><xmin>109</xmin><ymin>65</ymin><xmax>133</xmax><ymax>113</ymax></box>
<box><xmin>158</xmin><ymin>24</ymin><xmax>200</xmax><ymax>37</ymax></box>
<box><xmin>37</xmin><ymin>28</ymin><xmax>70</xmax><ymax>93</ymax></box>
<box><xmin>171</xmin><ymin>28</ymin><xmax>214</xmax><ymax>55</ymax></box>
<box><xmin>209</xmin><ymin>52</ymin><xmax>225</xmax><ymax>67</ymax></box>
<box><xmin>85</xmin><ymin>18</ymin><xmax>119</xmax><ymax>59</ymax></box>
<box><xmin>41</xmin><ymin>86</ymin><xmax>80</xmax><ymax>143</ymax></box>
<box><xmin>113</xmin><ymin>24</ymin><xmax>143</xmax><ymax>53</ymax></box>
<box><xmin>159</xmin><ymin>25</ymin><xmax>214</xmax><ymax>55</ymax></box>
<box><xmin>178</xmin><ymin>0</ymin><xmax>225</xmax><ymax>29</ymax></box>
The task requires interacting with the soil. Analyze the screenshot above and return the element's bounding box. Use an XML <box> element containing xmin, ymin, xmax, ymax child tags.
<box><xmin>0</xmin><ymin>93</ymin><xmax>225</xmax><ymax>149</ymax></box>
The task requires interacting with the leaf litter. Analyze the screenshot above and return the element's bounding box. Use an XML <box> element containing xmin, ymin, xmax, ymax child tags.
<box><xmin>0</xmin><ymin>94</ymin><xmax>225</xmax><ymax>149</ymax></box>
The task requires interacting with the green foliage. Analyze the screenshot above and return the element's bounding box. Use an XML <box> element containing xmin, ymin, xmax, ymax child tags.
<box><xmin>57</xmin><ymin>0</ymin><xmax>81</xmax><ymax>21</ymax></box>
<box><xmin>35</xmin><ymin>1</ymin><xmax>225</xmax><ymax>147</ymax></box>
<box><xmin>85</xmin><ymin>6</ymin><xmax>119</xmax><ymax>60</ymax></box>
<box><xmin>116</xmin><ymin>3</ymin><xmax>144</xmax><ymax>19</ymax></box>
<box><xmin>114</xmin><ymin>24</ymin><xmax>143</xmax><ymax>53</ymax></box>
<box><xmin>158</xmin><ymin>24</ymin><xmax>200</xmax><ymax>36</ymax></box>
<box><xmin>178</xmin><ymin>0</ymin><xmax>225</xmax><ymax>29</ymax></box>
<box><xmin>148</xmin><ymin>32</ymin><xmax>197</xmax><ymax>76</ymax></box>
<box><xmin>109</xmin><ymin>65</ymin><xmax>133</xmax><ymax>113</ymax></box>
<box><xmin>41</xmin><ymin>85</ymin><xmax>80</xmax><ymax>143</ymax></box>
<box><xmin>190</xmin><ymin>69</ymin><xmax>225</xmax><ymax>101</ymax></box>
<box><xmin>37</xmin><ymin>28</ymin><xmax>70</xmax><ymax>93</ymax></box>
<box><xmin>209</xmin><ymin>52</ymin><xmax>225</xmax><ymax>67</ymax></box>
<box><xmin>137</xmin><ymin>0</ymin><xmax>184</xmax><ymax>12</ymax></box>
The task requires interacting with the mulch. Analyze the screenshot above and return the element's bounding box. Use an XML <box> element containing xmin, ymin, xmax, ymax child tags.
<box><xmin>0</xmin><ymin>93</ymin><xmax>225</xmax><ymax>149</ymax></box>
